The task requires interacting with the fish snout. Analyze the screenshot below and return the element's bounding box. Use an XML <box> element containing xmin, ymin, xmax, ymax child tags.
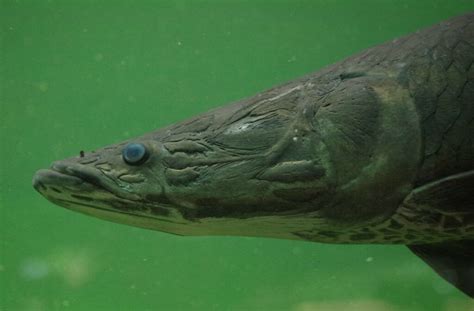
<box><xmin>32</xmin><ymin>168</ymin><xmax>86</xmax><ymax>198</ymax></box>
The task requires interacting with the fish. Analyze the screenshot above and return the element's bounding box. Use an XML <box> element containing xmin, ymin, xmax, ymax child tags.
<box><xmin>33</xmin><ymin>12</ymin><xmax>474</xmax><ymax>297</ymax></box>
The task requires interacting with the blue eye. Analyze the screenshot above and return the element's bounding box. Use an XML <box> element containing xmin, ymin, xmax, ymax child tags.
<box><xmin>122</xmin><ymin>143</ymin><xmax>149</xmax><ymax>165</ymax></box>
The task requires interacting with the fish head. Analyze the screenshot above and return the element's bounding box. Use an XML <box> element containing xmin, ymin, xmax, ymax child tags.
<box><xmin>33</xmin><ymin>85</ymin><xmax>335</xmax><ymax>239</ymax></box>
<box><xmin>32</xmin><ymin>77</ymin><xmax>421</xmax><ymax>241</ymax></box>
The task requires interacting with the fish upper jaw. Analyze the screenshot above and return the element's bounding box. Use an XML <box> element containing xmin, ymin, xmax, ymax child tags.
<box><xmin>33</xmin><ymin>168</ymin><xmax>86</xmax><ymax>194</ymax></box>
<box><xmin>33</xmin><ymin>160</ymin><xmax>143</xmax><ymax>203</ymax></box>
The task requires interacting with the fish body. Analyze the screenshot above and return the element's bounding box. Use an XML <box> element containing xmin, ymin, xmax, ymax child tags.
<box><xmin>33</xmin><ymin>13</ymin><xmax>474</xmax><ymax>296</ymax></box>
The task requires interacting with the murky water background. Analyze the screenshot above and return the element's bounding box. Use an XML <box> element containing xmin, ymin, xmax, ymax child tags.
<box><xmin>2</xmin><ymin>1</ymin><xmax>474</xmax><ymax>310</ymax></box>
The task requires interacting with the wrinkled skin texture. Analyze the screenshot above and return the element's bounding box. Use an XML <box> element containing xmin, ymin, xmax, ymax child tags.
<box><xmin>33</xmin><ymin>13</ymin><xmax>473</xmax><ymax>242</ymax></box>
<box><xmin>34</xmin><ymin>13</ymin><xmax>474</xmax><ymax>296</ymax></box>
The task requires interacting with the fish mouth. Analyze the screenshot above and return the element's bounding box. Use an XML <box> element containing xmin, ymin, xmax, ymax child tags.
<box><xmin>33</xmin><ymin>168</ymin><xmax>89</xmax><ymax>194</ymax></box>
<box><xmin>32</xmin><ymin>165</ymin><xmax>187</xmax><ymax>227</ymax></box>
<box><xmin>34</xmin><ymin>161</ymin><xmax>146</xmax><ymax>201</ymax></box>
<box><xmin>32</xmin><ymin>166</ymin><xmax>124</xmax><ymax>209</ymax></box>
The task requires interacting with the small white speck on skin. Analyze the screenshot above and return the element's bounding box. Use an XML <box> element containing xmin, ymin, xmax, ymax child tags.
<box><xmin>294</xmin><ymin>129</ymin><xmax>298</xmax><ymax>133</ymax></box>
<box><xmin>177</xmin><ymin>41</ymin><xmax>182</xmax><ymax>46</ymax></box>
<box><xmin>238</xmin><ymin>124</ymin><xmax>250</xmax><ymax>131</ymax></box>
<box><xmin>366</xmin><ymin>256</ymin><xmax>374</xmax><ymax>262</ymax></box>
<box><xmin>292</xmin><ymin>137</ymin><xmax>298</xmax><ymax>142</ymax></box>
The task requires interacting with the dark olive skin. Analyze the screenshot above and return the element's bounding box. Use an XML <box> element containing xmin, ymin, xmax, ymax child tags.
<box><xmin>33</xmin><ymin>13</ymin><xmax>474</xmax><ymax>297</ymax></box>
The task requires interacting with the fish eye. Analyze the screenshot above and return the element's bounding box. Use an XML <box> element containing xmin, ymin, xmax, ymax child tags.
<box><xmin>122</xmin><ymin>143</ymin><xmax>149</xmax><ymax>165</ymax></box>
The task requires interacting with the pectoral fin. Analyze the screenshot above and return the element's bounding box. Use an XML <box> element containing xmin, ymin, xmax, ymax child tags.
<box><xmin>404</xmin><ymin>170</ymin><xmax>474</xmax><ymax>216</ymax></box>
<box><xmin>408</xmin><ymin>241</ymin><xmax>474</xmax><ymax>298</ymax></box>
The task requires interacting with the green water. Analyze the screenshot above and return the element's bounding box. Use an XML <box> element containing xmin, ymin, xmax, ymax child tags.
<box><xmin>1</xmin><ymin>1</ymin><xmax>474</xmax><ymax>310</ymax></box>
